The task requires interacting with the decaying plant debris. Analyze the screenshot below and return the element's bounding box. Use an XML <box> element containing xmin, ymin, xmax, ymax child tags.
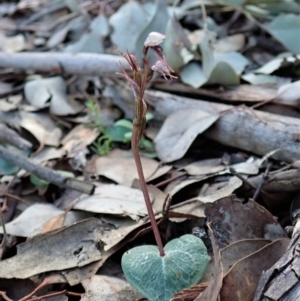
<box><xmin>0</xmin><ymin>0</ymin><xmax>299</xmax><ymax>300</ymax></box>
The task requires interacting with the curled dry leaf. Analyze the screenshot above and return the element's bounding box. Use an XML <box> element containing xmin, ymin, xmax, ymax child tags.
<box><xmin>0</xmin><ymin>203</ymin><xmax>90</xmax><ymax>237</ymax></box>
<box><xmin>20</xmin><ymin>112</ymin><xmax>62</xmax><ymax>147</ymax></box>
<box><xmin>155</xmin><ymin>108</ymin><xmax>219</xmax><ymax>162</ymax></box>
<box><xmin>24</xmin><ymin>76</ymin><xmax>83</xmax><ymax>115</ymax></box>
<box><xmin>274</xmin><ymin>80</ymin><xmax>300</xmax><ymax>107</ymax></box>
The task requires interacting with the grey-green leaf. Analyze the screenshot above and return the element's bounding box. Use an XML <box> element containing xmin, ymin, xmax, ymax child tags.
<box><xmin>122</xmin><ymin>234</ymin><xmax>209</xmax><ymax>301</ymax></box>
<box><xmin>135</xmin><ymin>0</ymin><xmax>169</xmax><ymax>60</ymax></box>
<box><xmin>164</xmin><ymin>15</ymin><xmax>193</xmax><ymax>71</ymax></box>
<box><xmin>266</xmin><ymin>14</ymin><xmax>300</xmax><ymax>54</ymax></box>
<box><xmin>180</xmin><ymin>62</ymin><xmax>207</xmax><ymax>88</ymax></box>
<box><xmin>109</xmin><ymin>1</ymin><xmax>148</xmax><ymax>53</ymax></box>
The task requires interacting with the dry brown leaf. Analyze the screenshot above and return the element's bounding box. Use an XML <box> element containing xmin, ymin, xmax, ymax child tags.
<box><xmin>41</xmin><ymin>213</ymin><xmax>65</xmax><ymax>233</ymax></box>
<box><xmin>184</xmin><ymin>158</ymin><xmax>224</xmax><ymax>176</ymax></box>
<box><xmin>0</xmin><ymin>33</ymin><xmax>26</xmax><ymax>52</ymax></box>
<box><xmin>0</xmin><ymin>219</ymin><xmax>115</xmax><ymax>279</ymax></box>
<box><xmin>220</xmin><ymin>238</ymin><xmax>290</xmax><ymax>301</ymax></box>
<box><xmin>205</xmin><ymin>196</ymin><xmax>288</xmax><ymax>248</ymax></box>
<box><xmin>61</xmin><ymin>124</ymin><xmax>99</xmax><ymax>158</ymax></box>
<box><xmin>170</xmin><ymin>201</ymin><xmax>206</xmax><ymax>223</ymax></box>
<box><xmin>81</xmin><ymin>275</ymin><xmax>142</xmax><ymax>301</ymax></box>
<box><xmin>221</xmin><ymin>239</ymin><xmax>271</xmax><ymax>276</ymax></box>
<box><xmin>274</xmin><ymin>80</ymin><xmax>300</xmax><ymax>107</ymax></box>
<box><xmin>190</xmin><ymin>176</ymin><xmax>242</xmax><ymax>204</ymax></box>
<box><xmin>213</xmin><ymin>34</ymin><xmax>245</xmax><ymax>53</ymax></box>
<box><xmin>20</xmin><ymin>112</ymin><xmax>62</xmax><ymax>147</ymax></box>
<box><xmin>94</xmin><ymin>149</ymin><xmax>170</xmax><ymax>186</ymax></box>
<box><xmin>0</xmin><ymin>204</ymin><xmax>90</xmax><ymax>237</ymax></box>
<box><xmin>73</xmin><ymin>184</ymin><xmax>153</xmax><ymax>218</ymax></box>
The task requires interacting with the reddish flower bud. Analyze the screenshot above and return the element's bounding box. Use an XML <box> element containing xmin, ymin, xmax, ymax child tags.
<box><xmin>122</xmin><ymin>52</ymin><xmax>140</xmax><ymax>72</ymax></box>
<box><xmin>151</xmin><ymin>60</ymin><xmax>176</xmax><ymax>80</ymax></box>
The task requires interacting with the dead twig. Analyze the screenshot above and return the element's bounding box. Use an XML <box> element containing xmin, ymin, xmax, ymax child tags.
<box><xmin>0</xmin><ymin>53</ymin><xmax>129</xmax><ymax>76</ymax></box>
<box><xmin>0</xmin><ymin>291</ymin><xmax>13</xmax><ymax>301</ymax></box>
<box><xmin>0</xmin><ymin>145</ymin><xmax>95</xmax><ymax>195</ymax></box>
<box><xmin>155</xmin><ymin>172</ymin><xmax>187</xmax><ymax>188</ymax></box>
<box><xmin>20</xmin><ymin>289</ymin><xmax>82</xmax><ymax>301</ymax></box>
<box><xmin>0</xmin><ymin>210</ymin><xmax>8</xmax><ymax>260</ymax></box>
<box><xmin>252</xmin><ymin>163</ymin><xmax>272</xmax><ymax>201</ymax></box>
<box><xmin>1</xmin><ymin>174</ymin><xmax>17</xmax><ymax>213</ymax></box>
<box><xmin>0</xmin><ymin>124</ymin><xmax>32</xmax><ymax>150</ymax></box>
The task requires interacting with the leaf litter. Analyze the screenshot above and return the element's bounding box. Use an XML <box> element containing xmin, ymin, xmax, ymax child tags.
<box><xmin>0</xmin><ymin>0</ymin><xmax>299</xmax><ymax>300</ymax></box>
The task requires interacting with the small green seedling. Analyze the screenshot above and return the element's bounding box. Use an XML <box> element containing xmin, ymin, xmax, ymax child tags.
<box><xmin>120</xmin><ymin>32</ymin><xmax>209</xmax><ymax>301</ymax></box>
<box><xmin>86</xmin><ymin>99</ymin><xmax>155</xmax><ymax>156</ymax></box>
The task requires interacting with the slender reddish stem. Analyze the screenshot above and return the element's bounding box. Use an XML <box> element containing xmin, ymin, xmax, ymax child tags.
<box><xmin>132</xmin><ymin>124</ymin><xmax>165</xmax><ymax>256</ymax></box>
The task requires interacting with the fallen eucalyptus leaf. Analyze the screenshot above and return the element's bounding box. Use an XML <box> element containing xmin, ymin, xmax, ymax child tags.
<box><xmin>0</xmin><ymin>218</ymin><xmax>113</xmax><ymax>279</ymax></box>
<box><xmin>0</xmin><ymin>203</ymin><xmax>89</xmax><ymax>237</ymax></box>
<box><xmin>24</xmin><ymin>77</ymin><xmax>82</xmax><ymax>115</ymax></box>
<box><xmin>0</xmin><ymin>33</ymin><xmax>26</xmax><ymax>53</ymax></box>
<box><xmin>274</xmin><ymin>80</ymin><xmax>300</xmax><ymax>107</ymax></box>
<box><xmin>122</xmin><ymin>234</ymin><xmax>209</xmax><ymax>301</ymax></box>
<box><xmin>220</xmin><ymin>238</ymin><xmax>290</xmax><ymax>301</ymax></box>
<box><xmin>20</xmin><ymin>112</ymin><xmax>63</xmax><ymax>147</ymax></box>
<box><xmin>81</xmin><ymin>274</ymin><xmax>142</xmax><ymax>301</ymax></box>
<box><xmin>73</xmin><ymin>184</ymin><xmax>153</xmax><ymax>218</ymax></box>
<box><xmin>155</xmin><ymin>108</ymin><xmax>219</xmax><ymax>162</ymax></box>
<box><xmin>213</xmin><ymin>34</ymin><xmax>245</xmax><ymax>53</ymax></box>
<box><xmin>254</xmin><ymin>53</ymin><xmax>300</xmax><ymax>74</ymax></box>
<box><xmin>94</xmin><ymin>149</ymin><xmax>169</xmax><ymax>186</ymax></box>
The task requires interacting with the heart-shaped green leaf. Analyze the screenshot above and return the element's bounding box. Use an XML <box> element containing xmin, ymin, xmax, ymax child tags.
<box><xmin>122</xmin><ymin>234</ymin><xmax>209</xmax><ymax>301</ymax></box>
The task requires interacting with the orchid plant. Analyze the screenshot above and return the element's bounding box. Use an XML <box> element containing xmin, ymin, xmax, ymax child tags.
<box><xmin>120</xmin><ymin>32</ymin><xmax>209</xmax><ymax>301</ymax></box>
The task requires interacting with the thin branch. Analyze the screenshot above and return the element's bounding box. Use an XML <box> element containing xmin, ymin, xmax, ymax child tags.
<box><xmin>0</xmin><ymin>291</ymin><xmax>13</xmax><ymax>301</ymax></box>
<box><xmin>0</xmin><ymin>53</ymin><xmax>129</xmax><ymax>76</ymax></box>
<box><xmin>0</xmin><ymin>145</ymin><xmax>95</xmax><ymax>195</ymax></box>
<box><xmin>0</xmin><ymin>124</ymin><xmax>32</xmax><ymax>150</ymax></box>
<box><xmin>252</xmin><ymin>163</ymin><xmax>272</xmax><ymax>201</ymax></box>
